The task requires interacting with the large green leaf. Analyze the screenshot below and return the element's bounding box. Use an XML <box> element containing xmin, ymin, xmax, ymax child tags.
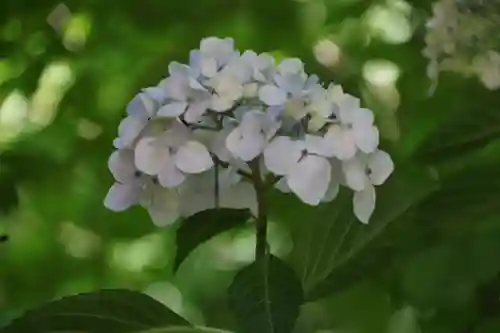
<box><xmin>399</xmin><ymin>72</ymin><xmax>500</xmax><ymax>163</ymax></box>
<box><xmin>0</xmin><ymin>289</ymin><xmax>189</xmax><ymax>333</ymax></box>
<box><xmin>227</xmin><ymin>255</ymin><xmax>303</xmax><ymax>333</ymax></box>
<box><xmin>141</xmin><ymin>326</ymin><xmax>234</xmax><ymax>333</ymax></box>
<box><xmin>413</xmin><ymin>142</ymin><xmax>500</xmax><ymax>240</ymax></box>
<box><xmin>270</xmin><ymin>163</ymin><xmax>439</xmax><ymax>301</ymax></box>
<box><xmin>401</xmin><ymin>230</ymin><xmax>500</xmax><ymax>310</ymax></box>
<box><xmin>174</xmin><ymin>208</ymin><xmax>252</xmax><ymax>271</ymax></box>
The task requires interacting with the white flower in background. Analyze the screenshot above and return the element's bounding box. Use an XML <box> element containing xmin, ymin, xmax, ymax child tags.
<box><xmin>104</xmin><ymin>149</ymin><xmax>180</xmax><ymax>226</ymax></box>
<box><xmin>134</xmin><ymin>121</ymin><xmax>214</xmax><ymax>187</ymax></box>
<box><xmin>105</xmin><ymin>36</ymin><xmax>393</xmax><ymax>226</ymax></box>
<box><xmin>473</xmin><ymin>50</ymin><xmax>500</xmax><ymax>90</ymax></box>
<box><xmin>226</xmin><ymin>109</ymin><xmax>280</xmax><ymax>161</ymax></box>
<box><xmin>323</xmin><ymin>91</ymin><xmax>379</xmax><ymax>160</ymax></box>
<box><xmin>259</xmin><ymin>58</ymin><xmax>320</xmax><ymax>119</ymax></box>
<box><xmin>423</xmin><ymin>0</ymin><xmax>500</xmax><ymax>91</ymax></box>
<box><xmin>342</xmin><ymin>150</ymin><xmax>394</xmax><ymax>223</ymax></box>
<box><xmin>113</xmin><ymin>92</ymin><xmax>157</xmax><ymax>149</ymax></box>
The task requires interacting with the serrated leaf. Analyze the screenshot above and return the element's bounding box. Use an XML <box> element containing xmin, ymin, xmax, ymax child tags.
<box><xmin>141</xmin><ymin>326</ymin><xmax>234</xmax><ymax>333</ymax></box>
<box><xmin>228</xmin><ymin>255</ymin><xmax>303</xmax><ymax>333</ymax></box>
<box><xmin>271</xmin><ymin>163</ymin><xmax>438</xmax><ymax>301</ymax></box>
<box><xmin>0</xmin><ymin>289</ymin><xmax>189</xmax><ymax>333</ymax></box>
<box><xmin>174</xmin><ymin>208</ymin><xmax>251</xmax><ymax>271</ymax></box>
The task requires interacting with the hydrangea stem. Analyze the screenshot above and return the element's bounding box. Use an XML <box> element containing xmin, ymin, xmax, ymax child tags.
<box><xmin>248</xmin><ymin>159</ymin><xmax>268</xmax><ymax>260</ymax></box>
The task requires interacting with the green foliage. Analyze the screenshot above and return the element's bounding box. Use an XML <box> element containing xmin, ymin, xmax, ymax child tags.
<box><xmin>2</xmin><ymin>0</ymin><xmax>500</xmax><ymax>332</ymax></box>
<box><xmin>270</xmin><ymin>163</ymin><xmax>439</xmax><ymax>301</ymax></box>
<box><xmin>0</xmin><ymin>289</ymin><xmax>189</xmax><ymax>333</ymax></box>
<box><xmin>174</xmin><ymin>209</ymin><xmax>252</xmax><ymax>271</ymax></box>
<box><xmin>227</xmin><ymin>255</ymin><xmax>303</xmax><ymax>333</ymax></box>
<box><xmin>140</xmin><ymin>327</ymin><xmax>234</xmax><ymax>333</ymax></box>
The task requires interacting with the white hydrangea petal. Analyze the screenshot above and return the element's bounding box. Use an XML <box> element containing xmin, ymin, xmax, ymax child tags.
<box><xmin>175</xmin><ymin>141</ymin><xmax>214</xmax><ymax>174</ymax></box>
<box><xmin>287</xmin><ymin>155</ymin><xmax>331</xmax><ymax>205</ymax></box>
<box><xmin>264</xmin><ymin>136</ymin><xmax>303</xmax><ymax>175</ymax></box>
<box><xmin>158</xmin><ymin>121</ymin><xmax>191</xmax><ymax>147</ymax></box>
<box><xmin>279</xmin><ymin>75</ymin><xmax>305</xmax><ymax>96</ymax></box>
<box><xmin>201</xmin><ymin>58</ymin><xmax>218</xmax><ymax>78</ymax></box>
<box><xmin>188</xmin><ymin>78</ymin><xmax>204</xmax><ymax>91</ymax></box>
<box><xmin>353</xmin><ymin>184</ymin><xmax>376</xmax><ymax>224</ymax></box>
<box><xmin>352</xmin><ymin>107</ymin><xmax>374</xmax><ymax>127</ymax></box>
<box><xmin>305</xmin><ymin>74</ymin><xmax>320</xmax><ymax>88</ymax></box>
<box><xmin>259</xmin><ymin>85</ymin><xmax>287</xmax><ymax>106</ymax></box>
<box><xmin>184</xmin><ymin>102</ymin><xmax>208</xmax><ymax>123</ymax></box>
<box><xmin>342</xmin><ymin>157</ymin><xmax>368</xmax><ymax>191</ymax></box>
<box><xmin>324</xmin><ymin>125</ymin><xmax>357</xmax><ymax>160</ymax></box>
<box><xmin>322</xmin><ymin>181</ymin><xmax>339</xmax><ymax>202</ymax></box>
<box><xmin>368</xmin><ymin>150</ymin><xmax>394</xmax><ymax>186</ymax></box>
<box><xmin>211</xmin><ymin>95</ymin><xmax>235</xmax><ymax>112</ymax></box>
<box><xmin>308</xmin><ymin>114</ymin><xmax>328</xmax><ymax>132</ymax></box>
<box><xmin>337</xmin><ymin>95</ymin><xmax>361</xmax><ymax>122</ymax></box>
<box><xmin>143</xmin><ymin>86</ymin><xmax>167</xmax><ymax>104</ymax></box>
<box><xmin>165</xmin><ymin>76</ymin><xmax>189</xmax><ymax>101</ymax></box>
<box><xmin>354</xmin><ymin>125</ymin><xmax>379</xmax><ymax>154</ymax></box>
<box><xmin>117</xmin><ymin>116</ymin><xmax>147</xmax><ymax>148</ymax></box>
<box><xmin>212</xmin><ymin>129</ymin><xmax>232</xmax><ymax>162</ymax></box>
<box><xmin>158</xmin><ymin>159</ymin><xmax>186</xmax><ymax>188</ymax></box>
<box><xmin>189</xmin><ymin>50</ymin><xmax>202</xmax><ymax>79</ymax></box>
<box><xmin>304</xmin><ymin>134</ymin><xmax>330</xmax><ymax>156</ymax></box>
<box><xmin>104</xmin><ymin>183</ymin><xmax>140</xmax><ymax>212</ymax></box>
<box><xmin>278</xmin><ymin>58</ymin><xmax>304</xmax><ymax>75</ymax></box>
<box><xmin>275</xmin><ymin>177</ymin><xmax>292</xmax><ymax>193</ymax></box>
<box><xmin>145</xmin><ymin>186</ymin><xmax>180</xmax><ymax>227</ymax></box>
<box><xmin>200</xmin><ymin>37</ymin><xmax>234</xmax><ymax>61</ymax></box>
<box><xmin>127</xmin><ymin>93</ymin><xmax>156</xmax><ymax>118</ymax></box>
<box><xmin>108</xmin><ymin>150</ymin><xmax>136</xmax><ymax>183</ymax></box>
<box><xmin>157</xmin><ymin>102</ymin><xmax>188</xmax><ymax>118</ymax></box>
<box><xmin>226</xmin><ymin>127</ymin><xmax>265</xmax><ymax>161</ymax></box>
<box><xmin>168</xmin><ymin>62</ymin><xmax>190</xmax><ymax>77</ymax></box>
<box><xmin>240</xmin><ymin>111</ymin><xmax>264</xmax><ymax>135</ymax></box>
<box><xmin>134</xmin><ymin>137</ymin><xmax>169</xmax><ymax>175</ymax></box>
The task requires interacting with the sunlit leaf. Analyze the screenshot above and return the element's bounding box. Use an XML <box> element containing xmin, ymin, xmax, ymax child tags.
<box><xmin>0</xmin><ymin>289</ymin><xmax>189</xmax><ymax>333</ymax></box>
<box><xmin>174</xmin><ymin>208</ymin><xmax>252</xmax><ymax>271</ymax></box>
<box><xmin>228</xmin><ymin>255</ymin><xmax>303</xmax><ymax>333</ymax></box>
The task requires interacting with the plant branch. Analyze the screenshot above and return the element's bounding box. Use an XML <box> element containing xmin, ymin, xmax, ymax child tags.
<box><xmin>248</xmin><ymin>159</ymin><xmax>269</xmax><ymax>260</ymax></box>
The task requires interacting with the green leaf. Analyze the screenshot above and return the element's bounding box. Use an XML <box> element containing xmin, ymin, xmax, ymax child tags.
<box><xmin>174</xmin><ymin>208</ymin><xmax>251</xmax><ymax>271</ymax></box>
<box><xmin>405</xmin><ymin>75</ymin><xmax>500</xmax><ymax>163</ymax></box>
<box><xmin>1</xmin><ymin>289</ymin><xmax>189</xmax><ymax>333</ymax></box>
<box><xmin>227</xmin><ymin>255</ymin><xmax>304</xmax><ymax>333</ymax></box>
<box><xmin>417</xmin><ymin>153</ymin><xmax>500</xmax><ymax>232</ymax></box>
<box><xmin>401</xmin><ymin>230</ymin><xmax>500</xmax><ymax>309</ymax></box>
<box><xmin>140</xmin><ymin>326</ymin><xmax>234</xmax><ymax>333</ymax></box>
<box><xmin>271</xmin><ymin>163</ymin><xmax>438</xmax><ymax>301</ymax></box>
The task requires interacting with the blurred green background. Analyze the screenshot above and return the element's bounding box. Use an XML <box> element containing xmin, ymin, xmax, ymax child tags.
<box><xmin>1</xmin><ymin>0</ymin><xmax>500</xmax><ymax>332</ymax></box>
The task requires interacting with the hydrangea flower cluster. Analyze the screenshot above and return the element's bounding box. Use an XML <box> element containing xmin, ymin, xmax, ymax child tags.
<box><xmin>424</xmin><ymin>0</ymin><xmax>500</xmax><ymax>91</ymax></box>
<box><xmin>104</xmin><ymin>37</ymin><xmax>394</xmax><ymax>225</ymax></box>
